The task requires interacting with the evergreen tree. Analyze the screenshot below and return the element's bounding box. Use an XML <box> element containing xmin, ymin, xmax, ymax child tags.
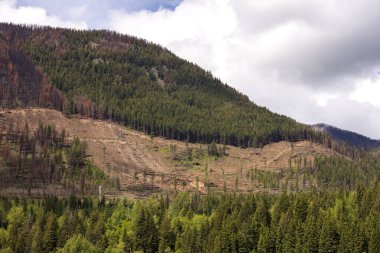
<box><xmin>30</xmin><ymin>212</ymin><xmax>45</xmax><ymax>253</ymax></box>
<box><xmin>303</xmin><ymin>216</ymin><xmax>320</xmax><ymax>253</ymax></box>
<box><xmin>158</xmin><ymin>214</ymin><xmax>175</xmax><ymax>253</ymax></box>
<box><xmin>319</xmin><ymin>213</ymin><xmax>340</xmax><ymax>253</ymax></box>
<box><xmin>6</xmin><ymin>207</ymin><xmax>26</xmax><ymax>253</ymax></box>
<box><xmin>257</xmin><ymin>226</ymin><xmax>275</xmax><ymax>253</ymax></box>
<box><xmin>42</xmin><ymin>212</ymin><xmax>58</xmax><ymax>253</ymax></box>
<box><xmin>56</xmin><ymin>234</ymin><xmax>98</xmax><ymax>253</ymax></box>
<box><xmin>133</xmin><ymin>204</ymin><xmax>159</xmax><ymax>253</ymax></box>
<box><xmin>58</xmin><ymin>211</ymin><xmax>72</xmax><ymax>248</ymax></box>
<box><xmin>369</xmin><ymin>216</ymin><xmax>380</xmax><ymax>253</ymax></box>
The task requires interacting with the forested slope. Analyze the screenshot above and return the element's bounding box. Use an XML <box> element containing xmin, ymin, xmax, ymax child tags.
<box><xmin>1</xmin><ymin>188</ymin><xmax>380</xmax><ymax>253</ymax></box>
<box><xmin>0</xmin><ymin>23</ymin><xmax>324</xmax><ymax>147</ymax></box>
<box><xmin>313</xmin><ymin>123</ymin><xmax>380</xmax><ymax>150</ymax></box>
<box><xmin>1</xmin><ymin>108</ymin><xmax>379</xmax><ymax>198</ymax></box>
<box><xmin>2</xmin><ymin>24</ymin><xmax>380</xmax><ymax>253</ymax></box>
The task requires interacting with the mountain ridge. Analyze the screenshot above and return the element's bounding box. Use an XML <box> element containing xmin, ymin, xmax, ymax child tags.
<box><xmin>312</xmin><ymin>123</ymin><xmax>380</xmax><ymax>150</ymax></box>
<box><xmin>0</xmin><ymin>22</ymin><xmax>323</xmax><ymax>148</ymax></box>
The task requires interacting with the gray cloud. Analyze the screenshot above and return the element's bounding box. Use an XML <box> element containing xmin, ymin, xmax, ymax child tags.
<box><xmin>0</xmin><ymin>0</ymin><xmax>87</xmax><ymax>28</ymax></box>
<box><xmin>2</xmin><ymin>0</ymin><xmax>380</xmax><ymax>139</ymax></box>
<box><xmin>231</xmin><ymin>0</ymin><xmax>380</xmax><ymax>90</ymax></box>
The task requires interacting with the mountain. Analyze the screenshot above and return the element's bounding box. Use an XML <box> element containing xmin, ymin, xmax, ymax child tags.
<box><xmin>2</xmin><ymin>22</ymin><xmax>380</xmax><ymax>253</ymax></box>
<box><xmin>1</xmin><ymin>23</ymin><xmax>379</xmax><ymax>199</ymax></box>
<box><xmin>0</xmin><ymin>23</ymin><xmax>324</xmax><ymax>148</ymax></box>
<box><xmin>313</xmin><ymin>123</ymin><xmax>380</xmax><ymax>150</ymax></box>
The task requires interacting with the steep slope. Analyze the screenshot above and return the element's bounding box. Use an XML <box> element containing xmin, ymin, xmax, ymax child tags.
<box><xmin>0</xmin><ymin>112</ymin><xmax>105</xmax><ymax>197</ymax></box>
<box><xmin>313</xmin><ymin>123</ymin><xmax>380</xmax><ymax>150</ymax></box>
<box><xmin>0</xmin><ymin>23</ymin><xmax>324</xmax><ymax>147</ymax></box>
<box><xmin>0</xmin><ymin>32</ymin><xmax>64</xmax><ymax>109</ymax></box>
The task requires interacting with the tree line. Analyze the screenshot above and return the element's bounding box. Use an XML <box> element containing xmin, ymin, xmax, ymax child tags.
<box><xmin>0</xmin><ymin>187</ymin><xmax>380</xmax><ymax>252</ymax></box>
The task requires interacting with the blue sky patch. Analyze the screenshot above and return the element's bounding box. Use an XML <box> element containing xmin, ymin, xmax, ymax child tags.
<box><xmin>16</xmin><ymin>0</ymin><xmax>183</xmax><ymax>28</ymax></box>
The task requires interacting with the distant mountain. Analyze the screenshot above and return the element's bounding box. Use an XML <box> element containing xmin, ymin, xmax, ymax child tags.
<box><xmin>313</xmin><ymin>123</ymin><xmax>380</xmax><ymax>150</ymax></box>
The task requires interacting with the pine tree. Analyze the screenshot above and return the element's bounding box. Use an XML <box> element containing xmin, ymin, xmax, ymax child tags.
<box><xmin>133</xmin><ymin>205</ymin><xmax>159</xmax><ymax>253</ymax></box>
<box><xmin>238</xmin><ymin>221</ymin><xmax>259</xmax><ymax>253</ymax></box>
<box><xmin>369</xmin><ymin>216</ymin><xmax>380</xmax><ymax>253</ymax></box>
<box><xmin>318</xmin><ymin>214</ymin><xmax>340</xmax><ymax>253</ymax></box>
<box><xmin>158</xmin><ymin>214</ymin><xmax>175</xmax><ymax>253</ymax></box>
<box><xmin>257</xmin><ymin>226</ymin><xmax>275</xmax><ymax>253</ymax></box>
<box><xmin>282</xmin><ymin>216</ymin><xmax>297</xmax><ymax>253</ymax></box>
<box><xmin>42</xmin><ymin>212</ymin><xmax>58</xmax><ymax>253</ymax></box>
<box><xmin>58</xmin><ymin>212</ymin><xmax>71</xmax><ymax>247</ymax></box>
<box><xmin>0</xmin><ymin>228</ymin><xmax>9</xmax><ymax>249</ymax></box>
<box><xmin>57</xmin><ymin>234</ymin><xmax>98</xmax><ymax>253</ymax></box>
<box><xmin>303</xmin><ymin>216</ymin><xmax>320</xmax><ymax>253</ymax></box>
<box><xmin>6</xmin><ymin>206</ymin><xmax>26</xmax><ymax>253</ymax></box>
<box><xmin>254</xmin><ymin>198</ymin><xmax>271</xmax><ymax>227</ymax></box>
<box><xmin>30</xmin><ymin>213</ymin><xmax>45</xmax><ymax>253</ymax></box>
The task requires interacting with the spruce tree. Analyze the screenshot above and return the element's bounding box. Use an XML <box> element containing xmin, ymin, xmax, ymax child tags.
<box><xmin>42</xmin><ymin>212</ymin><xmax>58</xmax><ymax>253</ymax></box>
<box><xmin>318</xmin><ymin>214</ymin><xmax>340</xmax><ymax>253</ymax></box>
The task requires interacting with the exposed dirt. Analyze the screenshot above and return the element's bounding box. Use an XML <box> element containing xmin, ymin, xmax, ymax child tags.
<box><xmin>0</xmin><ymin>108</ymin><xmax>336</xmax><ymax>197</ymax></box>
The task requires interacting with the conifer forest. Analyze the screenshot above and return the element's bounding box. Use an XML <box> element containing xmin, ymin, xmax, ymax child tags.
<box><xmin>0</xmin><ymin>23</ymin><xmax>380</xmax><ymax>253</ymax></box>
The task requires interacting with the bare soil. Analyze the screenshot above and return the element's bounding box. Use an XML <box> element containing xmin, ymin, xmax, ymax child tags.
<box><xmin>0</xmin><ymin>108</ymin><xmax>335</xmax><ymax>198</ymax></box>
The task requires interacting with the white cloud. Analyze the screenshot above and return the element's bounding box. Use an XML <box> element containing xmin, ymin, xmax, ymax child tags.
<box><xmin>107</xmin><ymin>0</ymin><xmax>380</xmax><ymax>139</ymax></box>
<box><xmin>1</xmin><ymin>0</ymin><xmax>379</xmax><ymax>139</ymax></box>
<box><xmin>0</xmin><ymin>0</ymin><xmax>87</xmax><ymax>29</ymax></box>
<box><xmin>108</xmin><ymin>0</ymin><xmax>237</xmax><ymax>73</ymax></box>
<box><xmin>311</xmin><ymin>94</ymin><xmax>339</xmax><ymax>107</ymax></box>
<box><xmin>350</xmin><ymin>77</ymin><xmax>380</xmax><ymax>107</ymax></box>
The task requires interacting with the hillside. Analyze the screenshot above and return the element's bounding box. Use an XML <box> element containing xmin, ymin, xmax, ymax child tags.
<box><xmin>313</xmin><ymin>123</ymin><xmax>380</xmax><ymax>150</ymax></box>
<box><xmin>0</xmin><ymin>23</ymin><xmax>324</xmax><ymax>148</ymax></box>
<box><xmin>0</xmin><ymin>110</ymin><xmax>106</xmax><ymax>197</ymax></box>
<box><xmin>3</xmin><ymin>108</ymin><xmax>380</xmax><ymax>198</ymax></box>
<box><xmin>1</xmin><ymin>108</ymin><xmax>339</xmax><ymax>197</ymax></box>
<box><xmin>0</xmin><ymin>25</ymin><xmax>379</xmax><ymax>253</ymax></box>
<box><xmin>1</xmin><ymin>23</ymin><xmax>379</xmax><ymax>198</ymax></box>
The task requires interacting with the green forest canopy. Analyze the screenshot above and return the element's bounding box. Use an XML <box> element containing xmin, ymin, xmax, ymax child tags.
<box><xmin>0</xmin><ymin>23</ymin><xmax>324</xmax><ymax>148</ymax></box>
<box><xmin>1</xmin><ymin>188</ymin><xmax>380</xmax><ymax>253</ymax></box>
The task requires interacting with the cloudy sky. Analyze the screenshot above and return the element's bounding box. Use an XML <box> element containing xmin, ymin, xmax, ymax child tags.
<box><xmin>1</xmin><ymin>0</ymin><xmax>380</xmax><ymax>139</ymax></box>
